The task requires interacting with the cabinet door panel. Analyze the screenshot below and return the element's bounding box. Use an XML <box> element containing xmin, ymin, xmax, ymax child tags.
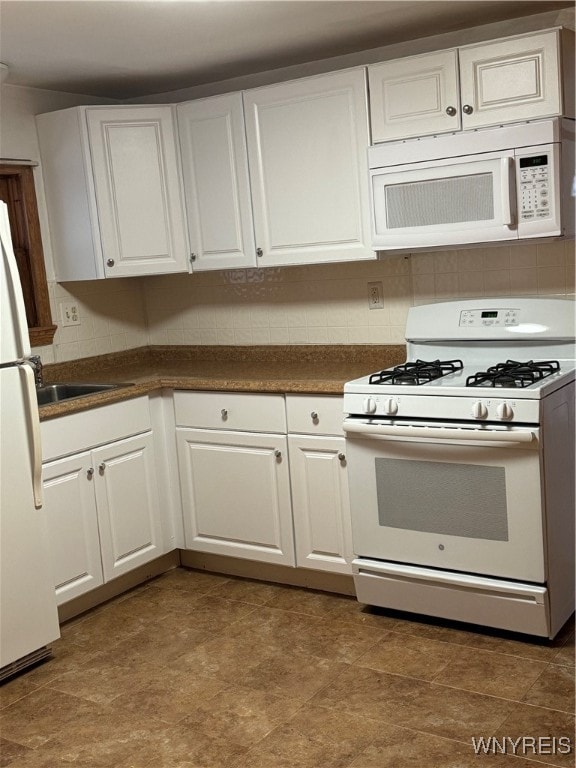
<box><xmin>93</xmin><ymin>432</ymin><xmax>162</xmax><ymax>580</ymax></box>
<box><xmin>369</xmin><ymin>50</ymin><xmax>460</xmax><ymax>142</ymax></box>
<box><xmin>42</xmin><ymin>453</ymin><xmax>103</xmax><ymax>605</ymax></box>
<box><xmin>86</xmin><ymin>106</ymin><xmax>188</xmax><ymax>277</ymax></box>
<box><xmin>244</xmin><ymin>69</ymin><xmax>374</xmax><ymax>266</ymax></box>
<box><xmin>177</xmin><ymin>429</ymin><xmax>294</xmax><ymax>565</ymax></box>
<box><xmin>459</xmin><ymin>31</ymin><xmax>562</xmax><ymax>129</ymax></box>
<box><xmin>178</xmin><ymin>94</ymin><xmax>256</xmax><ymax>270</ymax></box>
<box><xmin>289</xmin><ymin>436</ymin><xmax>353</xmax><ymax>574</ymax></box>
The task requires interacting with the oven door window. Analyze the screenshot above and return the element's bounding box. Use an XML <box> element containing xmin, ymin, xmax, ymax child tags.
<box><xmin>376</xmin><ymin>458</ymin><xmax>509</xmax><ymax>541</ymax></box>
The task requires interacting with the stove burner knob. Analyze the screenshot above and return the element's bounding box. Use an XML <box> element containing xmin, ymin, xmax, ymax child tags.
<box><xmin>496</xmin><ymin>402</ymin><xmax>514</xmax><ymax>421</ymax></box>
<box><xmin>472</xmin><ymin>401</ymin><xmax>488</xmax><ymax>419</ymax></box>
<box><xmin>363</xmin><ymin>397</ymin><xmax>377</xmax><ymax>415</ymax></box>
<box><xmin>384</xmin><ymin>398</ymin><xmax>398</xmax><ymax>415</ymax></box>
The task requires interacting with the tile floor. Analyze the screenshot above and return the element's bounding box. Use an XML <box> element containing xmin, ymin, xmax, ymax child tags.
<box><xmin>0</xmin><ymin>567</ymin><xmax>574</xmax><ymax>768</ymax></box>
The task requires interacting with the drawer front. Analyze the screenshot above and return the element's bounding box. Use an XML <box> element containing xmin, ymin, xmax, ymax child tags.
<box><xmin>174</xmin><ymin>391</ymin><xmax>286</xmax><ymax>433</ymax></box>
<box><xmin>41</xmin><ymin>396</ymin><xmax>152</xmax><ymax>461</ymax></box>
<box><xmin>286</xmin><ymin>395</ymin><xmax>344</xmax><ymax>436</ymax></box>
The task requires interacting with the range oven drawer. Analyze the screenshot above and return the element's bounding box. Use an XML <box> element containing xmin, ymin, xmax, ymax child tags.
<box><xmin>353</xmin><ymin>559</ymin><xmax>550</xmax><ymax>637</ymax></box>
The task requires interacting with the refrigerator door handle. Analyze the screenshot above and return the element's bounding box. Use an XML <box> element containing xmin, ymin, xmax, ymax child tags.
<box><xmin>19</xmin><ymin>362</ymin><xmax>43</xmax><ymax>508</ymax></box>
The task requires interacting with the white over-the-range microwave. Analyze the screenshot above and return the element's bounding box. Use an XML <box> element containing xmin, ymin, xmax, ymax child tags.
<box><xmin>369</xmin><ymin>118</ymin><xmax>575</xmax><ymax>251</ymax></box>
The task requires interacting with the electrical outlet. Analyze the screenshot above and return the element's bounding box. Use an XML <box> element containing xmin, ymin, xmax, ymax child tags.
<box><xmin>60</xmin><ymin>301</ymin><xmax>81</xmax><ymax>327</ymax></box>
<box><xmin>367</xmin><ymin>281</ymin><xmax>384</xmax><ymax>310</ymax></box>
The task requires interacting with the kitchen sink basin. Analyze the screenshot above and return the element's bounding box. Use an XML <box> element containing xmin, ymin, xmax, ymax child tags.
<box><xmin>36</xmin><ymin>383</ymin><xmax>126</xmax><ymax>406</ymax></box>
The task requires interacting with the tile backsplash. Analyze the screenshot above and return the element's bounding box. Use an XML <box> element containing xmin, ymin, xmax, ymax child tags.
<box><xmin>34</xmin><ymin>240</ymin><xmax>575</xmax><ymax>362</ymax></box>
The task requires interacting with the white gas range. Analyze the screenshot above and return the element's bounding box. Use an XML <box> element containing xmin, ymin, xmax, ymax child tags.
<box><xmin>343</xmin><ymin>297</ymin><xmax>575</xmax><ymax>639</ymax></box>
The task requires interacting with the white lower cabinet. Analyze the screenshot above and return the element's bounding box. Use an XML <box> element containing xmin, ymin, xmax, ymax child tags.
<box><xmin>174</xmin><ymin>391</ymin><xmax>294</xmax><ymax>566</ymax></box>
<box><xmin>286</xmin><ymin>395</ymin><xmax>353</xmax><ymax>575</ymax></box>
<box><xmin>41</xmin><ymin>398</ymin><xmax>164</xmax><ymax>605</ymax></box>
<box><xmin>42</xmin><ymin>452</ymin><xmax>103</xmax><ymax>604</ymax></box>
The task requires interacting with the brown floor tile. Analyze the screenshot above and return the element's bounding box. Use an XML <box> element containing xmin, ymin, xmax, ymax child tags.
<box><xmin>353</xmin><ymin>631</ymin><xmax>466</xmax><ymax>681</ymax></box>
<box><xmin>180</xmin><ymin>683</ymin><xmax>303</xmax><ymax>747</ymax></box>
<box><xmin>0</xmin><ymin>688</ymin><xmax>104</xmax><ymax>749</ymax></box>
<box><xmin>267</xmin><ymin>584</ymin><xmax>401</xmax><ymax>629</ymax></box>
<box><xmin>0</xmin><ymin>676</ymin><xmax>44</xmax><ymax>711</ymax></box>
<box><xmin>495</xmin><ymin>703</ymin><xmax>575</xmax><ymax>768</ymax></box>
<box><xmin>553</xmin><ymin>634</ymin><xmax>575</xmax><ymax>668</ymax></box>
<box><xmin>147</xmin><ymin>567</ymin><xmax>231</xmax><ymax>594</ymax></box>
<box><xmin>112</xmin><ymin>665</ymin><xmax>226</xmax><ymax>724</ymax></box>
<box><xmin>233</xmin><ymin>649</ymin><xmax>352</xmax><ymax>702</ymax></box>
<box><xmin>521</xmin><ymin>664</ymin><xmax>575</xmax><ymax>713</ymax></box>
<box><xmin>206</xmin><ymin>576</ymin><xmax>285</xmax><ymax>606</ymax></box>
<box><xmin>311</xmin><ymin>664</ymin><xmax>514</xmax><ymax>742</ymax></box>
<box><xmin>348</xmin><ymin>722</ymin><xmax>546</xmax><ymax>768</ymax></box>
<box><xmin>433</xmin><ymin>647</ymin><xmax>549</xmax><ymax>701</ymax></box>
<box><xmin>235</xmin><ymin>703</ymin><xmax>381</xmax><ymax>768</ymax></box>
<box><xmin>0</xmin><ymin>737</ymin><xmax>32</xmax><ymax>767</ymax></box>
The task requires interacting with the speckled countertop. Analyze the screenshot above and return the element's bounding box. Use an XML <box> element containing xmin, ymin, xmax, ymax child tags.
<box><xmin>38</xmin><ymin>344</ymin><xmax>406</xmax><ymax>421</ymax></box>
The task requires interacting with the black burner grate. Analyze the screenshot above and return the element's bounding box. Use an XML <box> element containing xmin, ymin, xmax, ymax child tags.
<box><xmin>466</xmin><ymin>359</ymin><xmax>560</xmax><ymax>388</ymax></box>
<box><xmin>369</xmin><ymin>358</ymin><xmax>464</xmax><ymax>386</ymax></box>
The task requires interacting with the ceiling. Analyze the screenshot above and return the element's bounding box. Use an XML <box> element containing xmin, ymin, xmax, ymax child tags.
<box><xmin>0</xmin><ymin>0</ymin><xmax>572</xmax><ymax>99</ymax></box>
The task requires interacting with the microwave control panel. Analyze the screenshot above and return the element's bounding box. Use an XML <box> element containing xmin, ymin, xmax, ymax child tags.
<box><xmin>518</xmin><ymin>154</ymin><xmax>551</xmax><ymax>221</ymax></box>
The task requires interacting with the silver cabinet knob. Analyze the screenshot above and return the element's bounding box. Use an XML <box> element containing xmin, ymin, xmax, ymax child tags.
<box><xmin>256</xmin><ymin>248</ymin><xmax>263</xmax><ymax>257</ymax></box>
<box><xmin>445</xmin><ymin>106</ymin><xmax>457</xmax><ymax>116</ymax></box>
<box><xmin>274</xmin><ymin>449</ymin><xmax>282</xmax><ymax>458</ymax></box>
<box><xmin>190</xmin><ymin>253</ymin><xmax>197</xmax><ymax>263</ymax></box>
<box><xmin>338</xmin><ymin>453</ymin><xmax>346</xmax><ymax>462</ymax></box>
<box><xmin>106</xmin><ymin>258</ymin><xmax>115</xmax><ymax>267</ymax></box>
<box><xmin>99</xmin><ymin>462</ymin><xmax>106</xmax><ymax>472</ymax></box>
<box><xmin>87</xmin><ymin>467</ymin><xmax>94</xmax><ymax>479</ymax></box>
<box><xmin>462</xmin><ymin>104</ymin><xmax>474</xmax><ymax>115</ymax></box>
<box><xmin>310</xmin><ymin>411</ymin><xmax>319</xmax><ymax>421</ymax></box>
<box><xmin>221</xmin><ymin>408</ymin><xmax>228</xmax><ymax>419</ymax></box>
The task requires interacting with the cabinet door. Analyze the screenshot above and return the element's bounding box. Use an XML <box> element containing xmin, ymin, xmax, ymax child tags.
<box><xmin>243</xmin><ymin>69</ymin><xmax>374</xmax><ymax>266</ymax></box>
<box><xmin>85</xmin><ymin>106</ymin><xmax>189</xmax><ymax>277</ymax></box>
<box><xmin>177</xmin><ymin>94</ymin><xmax>257</xmax><ymax>271</ymax></box>
<box><xmin>177</xmin><ymin>428</ymin><xmax>294</xmax><ymax>566</ymax></box>
<box><xmin>368</xmin><ymin>50</ymin><xmax>460</xmax><ymax>142</ymax></box>
<box><xmin>459</xmin><ymin>30</ymin><xmax>562</xmax><ymax>130</ymax></box>
<box><xmin>288</xmin><ymin>436</ymin><xmax>353</xmax><ymax>574</ymax></box>
<box><xmin>93</xmin><ymin>432</ymin><xmax>163</xmax><ymax>581</ymax></box>
<box><xmin>42</xmin><ymin>453</ymin><xmax>104</xmax><ymax>605</ymax></box>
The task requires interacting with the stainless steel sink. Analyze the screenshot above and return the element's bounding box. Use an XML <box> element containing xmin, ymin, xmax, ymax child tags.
<box><xmin>36</xmin><ymin>383</ymin><xmax>125</xmax><ymax>406</ymax></box>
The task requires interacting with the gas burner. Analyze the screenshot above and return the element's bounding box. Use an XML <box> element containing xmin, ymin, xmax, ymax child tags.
<box><xmin>369</xmin><ymin>358</ymin><xmax>464</xmax><ymax>386</ymax></box>
<box><xmin>466</xmin><ymin>359</ymin><xmax>561</xmax><ymax>388</ymax></box>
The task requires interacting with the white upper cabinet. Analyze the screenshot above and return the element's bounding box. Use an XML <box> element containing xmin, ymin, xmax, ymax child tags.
<box><xmin>369</xmin><ymin>50</ymin><xmax>461</xmax><ymax>142</ymax></box>
<box><xmin>458</xmin><ymin>30</ymin><xmax>572</xmax><ymax>130</ymax></box>
<box><xmin>243</xmin><ymin>68</ymin><xmax>375</xmax><ymax>266</ymax></box>
<box><xmin>37</xmin><ymin>105</ymin><xmax>189</xmax><ymax>280</ymax></box>
<box><xmin>369</xmin><ymin>29</ymin><xmax>574</xmax><ymax>143</ymax></box>
<box><xmin>177</xmin><ymin>93</ymin><xmax>257</xmax><ymax>271</ymax></box>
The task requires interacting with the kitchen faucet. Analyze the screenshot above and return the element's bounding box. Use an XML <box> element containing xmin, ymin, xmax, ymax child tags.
<box><xmin>29</xmin><ymin>355</ymin><xmax>43</xmax><ymax>388</ymax></box>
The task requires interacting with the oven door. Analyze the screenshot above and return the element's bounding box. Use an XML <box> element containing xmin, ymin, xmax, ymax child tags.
<box><xmin>343</xmin><ymin>418</ymin><xmax>544</xmax><ymax>583</ymax></box>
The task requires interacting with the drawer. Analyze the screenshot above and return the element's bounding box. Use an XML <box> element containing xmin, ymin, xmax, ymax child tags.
<box><xmin>286</xmin><ymin>395</ymin><xmax>345</xmax><ymax>436</ymax></box>
<box><xmin>41</xmin><ymin>396</ymin><xmax>152</xmax><ymax>461</ymax></box>
<box><xmin>174</xmin><ymin>391</ymin><xmax>286</xmax><ymax>433</ymax></box>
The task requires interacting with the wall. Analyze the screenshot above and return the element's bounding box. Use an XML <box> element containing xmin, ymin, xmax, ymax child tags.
<box><xmin>0</xmin><ymin>84</ymin><xmax>149</xmax><ymax>362</ymax></box>
<box><xmin>1</xmin><ymin>7</ymin><xmax>574</xmax><ymax>362</ymax></box>
<box><xmin>143</xmin><ymin>241</ymin><xmax>575</xmax><ymax>347</ymax></box>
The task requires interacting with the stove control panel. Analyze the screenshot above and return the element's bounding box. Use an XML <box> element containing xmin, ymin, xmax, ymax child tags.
<box><xmin>459</xmin><ymin>308</ymin><xmax>519</xmax><ymax>328</ymax></box>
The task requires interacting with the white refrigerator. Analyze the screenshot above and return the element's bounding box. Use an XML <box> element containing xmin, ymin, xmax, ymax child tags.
<box><xmin>0</xmin><ymin>200</ymin><xmax>60</xmax><ymax>680</ymax></box>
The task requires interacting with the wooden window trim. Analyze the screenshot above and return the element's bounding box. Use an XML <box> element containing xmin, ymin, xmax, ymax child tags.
<box><xmin>0</xmin><ymin>164</ymin><xmax>57</xmax><ymax>346</ymax></box>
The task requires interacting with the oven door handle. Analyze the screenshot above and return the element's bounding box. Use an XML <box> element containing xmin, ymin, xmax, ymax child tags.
<box><xmin>343</xmin><ymin>420</ymin><xmax>535</xmax><ymax>443</ymax></box>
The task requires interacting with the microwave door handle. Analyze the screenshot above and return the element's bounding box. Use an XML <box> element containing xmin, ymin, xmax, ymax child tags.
<box><xmin>500</xmin><ymin>156</ymin><xmax>515</xmax><ymax>227</ymax></box>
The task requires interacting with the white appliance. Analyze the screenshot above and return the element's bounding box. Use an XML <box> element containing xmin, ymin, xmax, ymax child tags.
<box><xmin>343</xmin><ymin>297</ymin><xmax>575</xmax><ymax>638</ymax></box>
<box><xmin>369</xmin><ymin>118</ymin><xmax>575</xmax><ymax>250</ymax></box>
<box><xmin>0</xmin><ymin>201</ymin><xmax>60</xmax><ymax>680</ymax></box>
